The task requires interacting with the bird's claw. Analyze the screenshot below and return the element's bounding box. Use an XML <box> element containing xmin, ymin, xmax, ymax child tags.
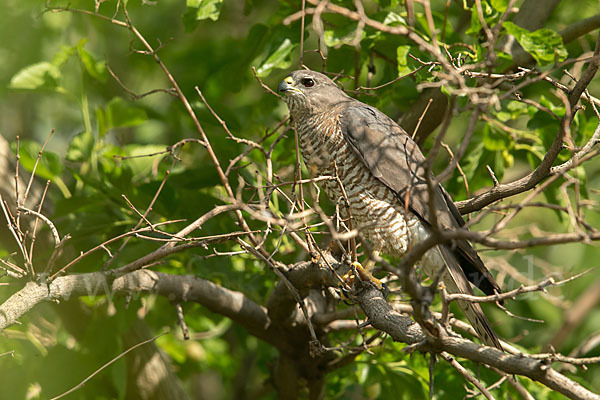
<box><xmin>339</xmin><ymin>285</ymin><xmax>355</xmax><ymax>305</ymax></box>
<box><xmin>310</xmin><ymin>251</ymin><xmax>320</xmax><ymax>265</ymax></box>
<box><xmin>340</xmin><ymin>261</ymin><xmax>389</xmax><ymax>299</ymax></box>
<box><xmin>380</xmin><ymin>282</ymin><xmax>390</xmax><ymax>299</ymax></box>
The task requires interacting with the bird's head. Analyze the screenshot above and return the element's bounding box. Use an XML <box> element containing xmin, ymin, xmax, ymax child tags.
<box><xmin>277</xmin><ymin>70</ymin><xmax>350</xmax><ymax>116</ymax></box>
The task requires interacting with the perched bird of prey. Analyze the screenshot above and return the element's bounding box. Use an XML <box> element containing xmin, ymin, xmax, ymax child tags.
<box><xmin>278</xmin><ymin>70</ymin><xmax>502</xmax><ymax>349</ymax></box>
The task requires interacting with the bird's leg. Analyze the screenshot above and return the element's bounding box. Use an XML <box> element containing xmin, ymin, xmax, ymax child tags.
<box><xmin>352</xmin><ymin>262</ymin><xmax>388</xmax><ymax>294</ymax></box>
<box><xmin>341</xmin><ymin>251</ymin><xmax>389</xmax><ymax>298</ymax></box>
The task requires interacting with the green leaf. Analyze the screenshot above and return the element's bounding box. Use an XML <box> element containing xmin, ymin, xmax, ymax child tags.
<box><xmin>182</xmin><ymin>7</ymin><xmax>201</xmax><ymax>32</ymax></box>
<box><xmin>396</xmin><ymin>45</ymin><xmax>411</xmax><ymax>76</ymax></box>
<box><xmin>522</xmin><ymin>143</ymin><xmax>546</xmax><ymax>167</ymax></box>
<box><xmin>503</xmin><ymin>22</ymin><xmax>567</xmax><ymax>65</ymax></box>
<box><xmin>490</xmin><ymin>0</ymin><xmax>508</xmax><ymax>12</ymax></box>
<box><xmin>571</xmin><ymin>166</ymin><xmax>588</xmax><ymax>199</ymax></box>
<box><xmin>8</xmin><ymin>62</ymin><xmax>61</xmax><ymax>90</ymax></box>
<box><xmin>539</xmin><ymin>95</ymin><xmax>565</xmax><ymax>118</ymax></box>
<box><xmin>77</xmin><ymin>39</ymin><xmax>107</xmax><ymax>82</ymax></box>
<box><xmin>507</xmin><ymin>100</ymin><xmax>528</xmax><ymax>116</ymax></box>
<box><xmin>383</xmin><ymin>11</ymin><xmax>406</xmax><ymax>27</ymax></box>
<box><xmin>495</xmin><ymin>111</ymin><xmax>511</xmax><ymax>122</ymax></box>
<box><xmin>103</xmin><ymin>97</ymin><xmax>148</xmax><ymax>132</ymax></box>
<box><xmin>526</xmin><ymin>98</ymin><xmax>563</xmax><ymax>151</ymax></box>
<box><xmin>122</xmin><ymin>144</ymin><xmax>168</xmax><ymax>179</ymax></box>
<box><xmin>482</xmin><ymin>125</ymin><xmax>512</xmax><ymax>151</ymax></box>
<box><xmin>157</xmin><ymin>333</ymin><xmax>188</xmax><ymax>363</ymax></box>
<box><xmin>27</xmin><ymin>143</ymin><xmax>63</xmax><ymax>177</ymax></box>
<box><xmin>466</xmin><ymin>1</ymin><xmax>495</xmax><ymax>36</ymax></box>
<box><xmin>540</xmin><ymin>178</ymin><xmax>564</xmax><ymax>220</ymax></box>
<box><xmin>96</xmin><ymin>106</ymin><xmax>108</xmax><ymax>138</ymax></box>
<box><xmin>66</xmin><ymin>131</ymin><xmax>95</xmax><ymax>162</ymax></box>
<box><xmin>440</xmin><ymin>84</ymin><xmax>452</xmax><ymax>97</ymax></box>
<box><xmin>501</xmin><ymin>149</ymin><xmax>514</xmax><ymax>168</ymax></box>
<box><xmin>461</xmin><ymin>142</ymin><xmax>485</xmax><ymax>180</ymax></box>
<box><xmin>324</xmin><ymin>23</ymin><xmax>364</xmax><ymax>48</ymax></box>
<box><xmin>578</xmin><ymin>115</ymin><xmax>599</xmax><ymax>146</ymax></box>
<box><xmin>186</xmin><ymin>0</ymin><xmax>224</xmax><ymax>22</ymax></box>
<box><xmin>51</xmin><ymin>44</ymin><xmax>77</xmax><ymax>68</ymax></box>
<box><xmin>493</xmin><ymin>149</ymin><xmax>505</xmax><ymax>181</ymax></box>
<box><xmin>256</xmin><ymin>39</ymin><xmax>297</xmax><ymax>77</ymax></box>
<box><xmin>12</xmin><ymin>140</ymin><xmax>71</xmax><ymax>197</ymax></box>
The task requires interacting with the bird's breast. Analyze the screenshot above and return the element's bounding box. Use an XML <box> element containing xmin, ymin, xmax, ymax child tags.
<box><xmin>297</xmin><ymin>114</ymin><xmax>422</xmax><ymax>256</ymax></box>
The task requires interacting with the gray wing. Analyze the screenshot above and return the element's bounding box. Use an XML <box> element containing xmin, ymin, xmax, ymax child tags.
<box><xmin>339</xmin><ymin>104</ymin><xmax>500</xmax><ymax>296</ymax></box>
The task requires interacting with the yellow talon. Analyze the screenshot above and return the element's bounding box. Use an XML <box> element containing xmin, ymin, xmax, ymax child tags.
<box><xmin>341</xmin><ymin>261</ymin><xmax>385</xmax><ymax>291</ymax></box>
<box><xmin>310</xmin><ymin>251</ymin><xmax>320</xmax><ymax>265</ymax></box>
<box><xmin>339</xmin><ymin>261</ymin><xmax>389</xmax><ymax>301</ymax></box>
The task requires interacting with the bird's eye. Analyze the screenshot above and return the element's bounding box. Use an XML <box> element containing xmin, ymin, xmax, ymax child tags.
<box><xmin>302</xmin><ymin>78</ymin><xmax>314</xmax><ymax>87</ymax></box>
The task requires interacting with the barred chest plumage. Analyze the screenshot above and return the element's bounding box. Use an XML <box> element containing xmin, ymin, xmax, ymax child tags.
<box><xmin>294</xmin><ymin>110</ymin><xmax>422</xmax><ymax>256</ymax></box>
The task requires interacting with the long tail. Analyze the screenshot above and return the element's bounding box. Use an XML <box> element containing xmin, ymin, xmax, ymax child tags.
<box><xmin>430</xmin><ymin>245</ymin><xmax>503</xmax><ymax>350</ymax></box>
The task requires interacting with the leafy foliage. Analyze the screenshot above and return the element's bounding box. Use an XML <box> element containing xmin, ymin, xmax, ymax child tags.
<box><xmin>1</xmin><ymin>0</ymin><xmax>600</xmax><ymax>399</ymax></box>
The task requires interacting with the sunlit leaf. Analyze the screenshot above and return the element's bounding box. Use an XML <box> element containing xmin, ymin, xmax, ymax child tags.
<box><xmin>77</xmin><ymin>39</ymin><xmax>107</xmax><ymax>82</ymax></box>
<box><xmin>396</xmin><ymin>45</ymin><xmax>411</xmax><ymax>76</ymax></box>
<box><xmin>256</xmin><ymin>39</ymin><xmax>297</xmax><ymax>77</ymax></box>
<box><xmin>539</xmin><ymin>95</ymin><xmax>566</xmax><ymax>118</ymax></box>
<box><xmin>11</xmin><ymin>140</ymin><xmax>70</xmax><ymax>197</ymax></box>
<box><xmin>466</xmin><ymin>1</ymin><xmax>496</xmax><ymax>36</ymax></box>
<box><xmin>490</xmin><ymin>0</ymin><xmax>508</xmax><ymax>12</ymax></box>
<box><xmin>506</xmin><ymin>100</ymin><xmax>528</xmax><ymax>117</ymax></box>
<box><xmin>324</xmin><ymin>23</ymin><xmax>364</xmax><ymax>47</ymax></box>
<box><xmin>8</xmin><ymin>62</ymin><xmax>61</xmax><ymax>90</ymax></box>
<box><xmin>503</xmin><ymin>22</ymin><xmax>568</xmax><ymax>65</ymax></box>
<box><xmin>157</xmin><ymin>334</ymin><xmax>188</xmax><ymax>363</ymax></box>
<box><xmin>383</xmin><ymin>11</ymin><xmax>406</xmax><ymax>27</ymax></box>
<box><xmin>578</xmin><ymin>115</ymin><xmax>599</xmax><ymax>146</ymax></box>
<box><xmin>501</xmin><ymin>149</ymin><xmax>514</xmax><ymax>168</ymax></box>
<box><xmin>122</xmin><ymin>144</ymin><xmax>168</xmax><ymax>179</ymax></box>
<box><xmin>13</xmin><ymin>140</ymin><xmax>63</xmax><ymax>179</ymax></box>
<box><xmin>51</xmin><ymin>44</ymin><xmax>77</xmax><ymax>68</ymax></box>
<box><xmin>186</xmin><ymin>0</ymin><xmax>224</xmax><ymax>21</ymax></box>
<box><xmin>66</xmin><ymin>131</ymin><xmax>95</xmax><ymax>162</ymax></box>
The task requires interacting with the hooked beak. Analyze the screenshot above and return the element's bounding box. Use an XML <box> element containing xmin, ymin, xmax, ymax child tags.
<box><xmin>277</xmin><ymin>76</ymin><xmax>295</xmax><ymax>93</ymax></box>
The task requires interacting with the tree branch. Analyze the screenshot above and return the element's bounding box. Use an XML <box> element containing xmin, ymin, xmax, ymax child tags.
<box><xmin>457</xmin><ymin>31</ymin><xmax>600</xmax><ymax>214</ymax></box>
<box><xmin>355</xmin><ymin>283</ymin><xmax>600</xmax><ymax>400</ymax></box>
<box><xmin>0</xmin><ymin>270</ymin><xmax>277</xmax><ymax>346</ymax></box>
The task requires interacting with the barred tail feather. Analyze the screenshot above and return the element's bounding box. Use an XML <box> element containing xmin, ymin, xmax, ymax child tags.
<box><xmin>431</xmin><ymin>245</ymin><xmax>503</xmax><ymax>350</ymax></box>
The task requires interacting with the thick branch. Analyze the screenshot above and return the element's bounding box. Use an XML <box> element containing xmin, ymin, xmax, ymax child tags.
<box><xmin>0</xmin><ymin>271</ymin><xmax>277</xmax><ymax>346</ymax></box>
<box><xmin>267</xmin><ymin>255</ymin><xmax>343</xmax><ymax>323</ymax></box>
<box><xmin>356</xmin><ymin>284</ymin><xmax>600</xmax><ymax>400</ymax></box>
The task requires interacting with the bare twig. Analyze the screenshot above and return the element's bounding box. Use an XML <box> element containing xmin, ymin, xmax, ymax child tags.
<box><xmin>50</xmin><ymin>331</ymin><xmax>169</xmax><ymax>400</ymax></box>
<box><xmin>174</xmin><ymin>303</ymin><xmax>189</xmax><ymax>340</ymax></box>
<box><xmin>440</xmin><ymin>352</ymin><xmax>496</xmax><ymax>400</ymax></box>
<box><xmin>445</xmin><ymin>270</ymin><xmax>590</xmax><ymax>304</ymax></box>
<box><xmin>18</xmin><ymin>207</ymin><xmax>60</xmax><ymax>246</ymax></box>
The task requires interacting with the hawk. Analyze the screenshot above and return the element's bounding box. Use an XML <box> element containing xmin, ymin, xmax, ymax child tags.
<box><xmin>278</xmin><ymin>70</ymin><xmax>502</xmax><ymax>349</ymax></box>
